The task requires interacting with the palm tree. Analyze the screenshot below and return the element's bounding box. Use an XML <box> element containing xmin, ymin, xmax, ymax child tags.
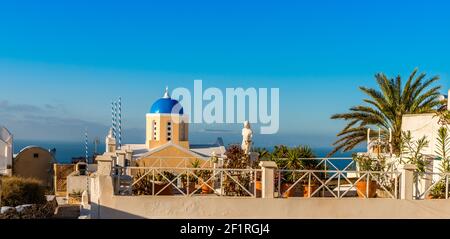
<box><xmin>329</xmin><ymin>68</ymin><xmax>441</xmax><ymax>156</ymax></box>
<box><xmin>252</xmin><ymin>147</ymin><xmax>271</xmax><ymax>160</ymax></box>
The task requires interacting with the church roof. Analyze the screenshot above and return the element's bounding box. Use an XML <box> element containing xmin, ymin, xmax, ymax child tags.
<box><xmin>149</xmin><ymin>87</ymin><xmax>184</xmax><ymax>114</ymax></box>
<box><xmin>123</xmin><ymin>139</ymin><xmax>226</xmax><ymax>160</ymax></box>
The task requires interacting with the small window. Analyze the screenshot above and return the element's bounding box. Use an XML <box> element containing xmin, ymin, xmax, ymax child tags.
<box><xmin>168</xmin><ymin>122</ymin><xmax>172</xmax><ymax>126</ymax></box>
<box><xmin>168</xmin><ymin>132</ymin><xmax>171</xmax><ymax>136</ymax></box>
<box><xmin>167</xmin><ymin>127</ymin><xmax>171</xmax><ymax>131</ymax></box>
<box><xmin>33</xmin><ymin>153</ymin><xmax>39</xmax><ymax>158</ymax></box>
<box><xmin>167</xmin><ymin>137</ymin><xmax>171</xmax><ymax>141</ymax></box>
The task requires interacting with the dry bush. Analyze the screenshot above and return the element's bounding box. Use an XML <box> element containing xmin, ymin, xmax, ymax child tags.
<box><xmin>1</xmin><ymin>176</ymin><xmax>46</xmax><ymax>207</ymax></box>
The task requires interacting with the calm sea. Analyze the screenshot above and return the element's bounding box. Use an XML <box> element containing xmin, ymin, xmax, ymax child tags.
<box><xmin>13</xmin><ymin>140</ymin><xmax>359</xmax><ymax>166</ymax></box>
<box><xmin>14</xmin><ymin>140</ymin><xmax>106</xmax><ymax>164</ymax></box>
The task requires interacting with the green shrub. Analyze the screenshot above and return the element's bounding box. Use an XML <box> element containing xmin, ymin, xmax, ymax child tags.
<box><xmin>429</xmin><ymin>181</ymin><xmax>449</xmax><ymax>199</ymax></box>
<box><xmin>1</xmin><ymin>176</ymin><xmax>46</xmax><ymax>207</ymax></box>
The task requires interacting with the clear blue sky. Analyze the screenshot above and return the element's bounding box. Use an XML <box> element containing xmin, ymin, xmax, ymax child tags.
<box><xmin>0</xmin><ymin>0</ymin><xmax>449</xmax><ymax>148</ymax></box>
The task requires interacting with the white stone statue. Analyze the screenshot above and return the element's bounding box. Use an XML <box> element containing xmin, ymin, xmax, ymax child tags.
<box><xmin>241</xmin><ymin>121</ymin><xmax>253</xmax><ymax>154</ymax></box>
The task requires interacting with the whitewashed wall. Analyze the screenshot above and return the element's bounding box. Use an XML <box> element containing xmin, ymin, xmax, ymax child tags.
<box><xmin>401</xmin><ymin>113</ymin><xmax>449</xmax><ymax>186</ymax></box>
<box><xmin>0</xmin><ymin>127</ymin><xmax>13</xmax><ymax>176</ymax></box>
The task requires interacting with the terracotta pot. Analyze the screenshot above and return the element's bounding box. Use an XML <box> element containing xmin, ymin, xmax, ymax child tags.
<box><xmin>255</xmin><ymin>180</ymin><xmax>262</xmax><ymax>198</ymax></box>
<box><xmin>200</xmin><ymin>179</ymin><xmax>213</xmax><ymax>194</ymax></box>
<box><xmin>303</xmin><ymin>184</ymin><xmax>319</xmax><ymax>197</ymax></box>
<box><xmin>281</xmin><ymin>183</ymin><xmax>301</xmax><ymax>198</ymax></box>
<box><xmin>356</xmin><ymin>180</ymin><xmax>377</xmax><ymax>198</ymax></box>
<box><xmin>153</xmin><ymin>182</ymin><xmax>174</xmax><ymax>195</ymax></box>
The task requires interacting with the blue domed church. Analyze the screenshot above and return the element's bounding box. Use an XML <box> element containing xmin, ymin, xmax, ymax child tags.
<box><xmin>109</xmin><ymin>88</ymin><xmax>225</xmax><ymax>167</ymax></box>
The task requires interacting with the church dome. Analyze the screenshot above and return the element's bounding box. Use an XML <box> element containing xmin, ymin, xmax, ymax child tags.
<box><xmin>149</xmin><ymin>87</ymin><xmax>184</xmax><ymax>114</ymax></box>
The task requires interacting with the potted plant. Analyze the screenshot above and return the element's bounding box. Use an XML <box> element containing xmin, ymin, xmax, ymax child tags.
<box><xmin>197</xmin><ymin>169</ymin><xmax>213</xmax><ymax>194</ymax></box>
<box><xmin>353</xmin><ymin>154</ymin><xmax>380</xmax><ymax>198</ymax></box>
<box><xmin>297</xmin><ymin>146</ymin><xmax>322</xmax><ymax>197</ymax></box>
<box><xmin>155</xmin><ymin>171</ymin><xmax>176</xmax><ymax>195</ymax></box>
<box><xmin>133</xmin><ymin>170</ymin><xmax>176</xmax><ymax>195</ymax></box>
<box><xmin>401</xmin><ymin>131</ymin><xmax>432</xmax><ymax>198</ymax></box>
<box><xmin>275</xmin><ymin>145</ymin><xmax>320</xmax><ymax>198</ymax></box>
<box><xmin>429</xmin><ymin>181</ymin><xmax>448</xmax><ymax>199</ymax></box>
<box><xmin>181</xmin><ymin>160</ymin><xmax>201</xmax><ymax>194</ymax></box>
<box><xmin>428</xmin><ymin>127</ymin><xmax>450</xmax><ymax>199</ymax></box>
<box><xmin>275</xmin><ymin>146</ymin><xmax>303</xmax><ymax>198</ymax></box>
<box><xmin>180</xmin><ymin>172</ymin><xmax>198</xmax><ymax>194</ymax></box>
<box><xmin>280</xmin><ymin>171</ymin><xmax>302</xmax><ymax>198</ymax></box>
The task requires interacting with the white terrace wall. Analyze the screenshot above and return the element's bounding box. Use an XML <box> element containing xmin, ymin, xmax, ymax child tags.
<box><xmin>97</xmin><ymin>195</ymin><xmax>450</xmax><ymax>219</ymax></box>
<box><xmin>90</xmin><ymin>175</ymin><xmax>450</xmax><ymax>219</ymax></box>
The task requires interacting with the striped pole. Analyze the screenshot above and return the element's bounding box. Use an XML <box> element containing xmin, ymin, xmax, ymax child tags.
<box><xmin>118</xmin><ymin>97</ymin><xmax>122</xmax><ymax>148</ymax></box>
<box><xmin>112</xmin><ymin>101</ymin><xmax>116</xmax><ymax>139</ymax></box>
<box><xmin>85</xmin><ymin>129</ymin><xmax>89</xmax><ymax>163</ymax></box>
<box><xmin>114</xmin><ymin>101</ymin><xmax>118</xmax><ymax>142</ymax></box>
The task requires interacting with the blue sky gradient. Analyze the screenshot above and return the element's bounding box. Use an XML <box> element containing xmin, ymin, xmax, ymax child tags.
<box><xmin>0</xmin><ymin>0</ymin><xmax>449</xmax><ymax>148</ymax></box>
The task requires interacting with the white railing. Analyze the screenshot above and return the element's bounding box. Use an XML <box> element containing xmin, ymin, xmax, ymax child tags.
<box><xmin>275</xmin><ymin>169</ymin><xmax>401</xmax><ymax>199</ymax></box>
<box><xmin>113</xmin><ymin>166</ymin><xmax>261</xmax><ymax>198</ymax></box>
<box><xmin>414</xmin><ymin>172</ymin><xmax>450</xmax><ymax>200</ymax></box>
<box><xmin>109</xmin><ymin>157</ymin><xmax>413</xmax><ymax>200</ymax></box>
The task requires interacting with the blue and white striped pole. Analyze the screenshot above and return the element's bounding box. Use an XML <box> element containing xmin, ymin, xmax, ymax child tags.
<box><xmin>85</xmin><ymin>129</ymin><xmax>89</xmax><ymax>163</ymax></box>
<box><xmin>118</xmin><ymin>97</ymin><xmax>122</xmax><ymax>149</ymax></box>
<box><xmin>112</xmin><ymin>101</ymin><xmax>116</xmax><ymax>139</ymax></box>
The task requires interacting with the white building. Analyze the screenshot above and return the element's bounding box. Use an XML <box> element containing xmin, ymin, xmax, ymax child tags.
<box><xmin>401</xmin><ymin>89</ymin><xmax>450</xmax><ymax>170</ymax></box>
<box><xmin>0</xmin><ymin>126</ymin><xmax>13</xmax><ymax>176</ymax></box>
<box><xmin>401</xmin><ymin>89</ymin><xmax>450</xmax><ymax>194</ymax></box>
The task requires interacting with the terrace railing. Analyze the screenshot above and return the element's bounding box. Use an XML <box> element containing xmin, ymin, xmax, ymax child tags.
<box><xmin>113</xmin><ymin>166</ymin><xmax>261</xmax><ymax>198</ymax></box>
<box><xmin>275</xmin><ymin>169</ymin><xmax>400</xmax><ymax>199</ymax></box>
<box><xmin>413</xmin><ymin>172</ymin><xmax>450</xmax><ymax>200</ymax></box>
<box><xmin>107</xmin><ymin>157</ymin><xmax>416</xmax><ymax>200</ymax></box>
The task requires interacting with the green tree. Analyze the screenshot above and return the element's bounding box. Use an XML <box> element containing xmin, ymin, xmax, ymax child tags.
<box><xmin>429</xmin><ymin>127</ymin><xmax>450</xmax><ymax>199</ymax></box>
<box><xmin>401</xmin><ymin>131</ymin><xmax>430</xmax><ymax>174</ymax></box>
<box><xmin>329</xmin><ymin>69</ymin><xmax>441</xmax><ymax>156</ymax></box>
<box><xmin>435</xmin><ymin>126</ymin><xmax>450</xmax><ymax>173</ymax></box>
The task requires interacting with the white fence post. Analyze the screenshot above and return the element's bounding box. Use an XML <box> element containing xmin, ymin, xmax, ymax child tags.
<box><xmin>399</xmin><ymin>164</ymin><xmax>417</xmax><ymax>200</ymax></box>
<box><xmin>259</xmin><ymin>161</ymin><xmax>278</xmax><ymax>199</ymax></box>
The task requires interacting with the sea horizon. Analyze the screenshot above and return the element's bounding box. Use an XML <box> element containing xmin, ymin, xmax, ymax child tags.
<box><xmin>13</xmin><ymin>139</ymin><xmax>360</xmax><ymax>164</ymax></box>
